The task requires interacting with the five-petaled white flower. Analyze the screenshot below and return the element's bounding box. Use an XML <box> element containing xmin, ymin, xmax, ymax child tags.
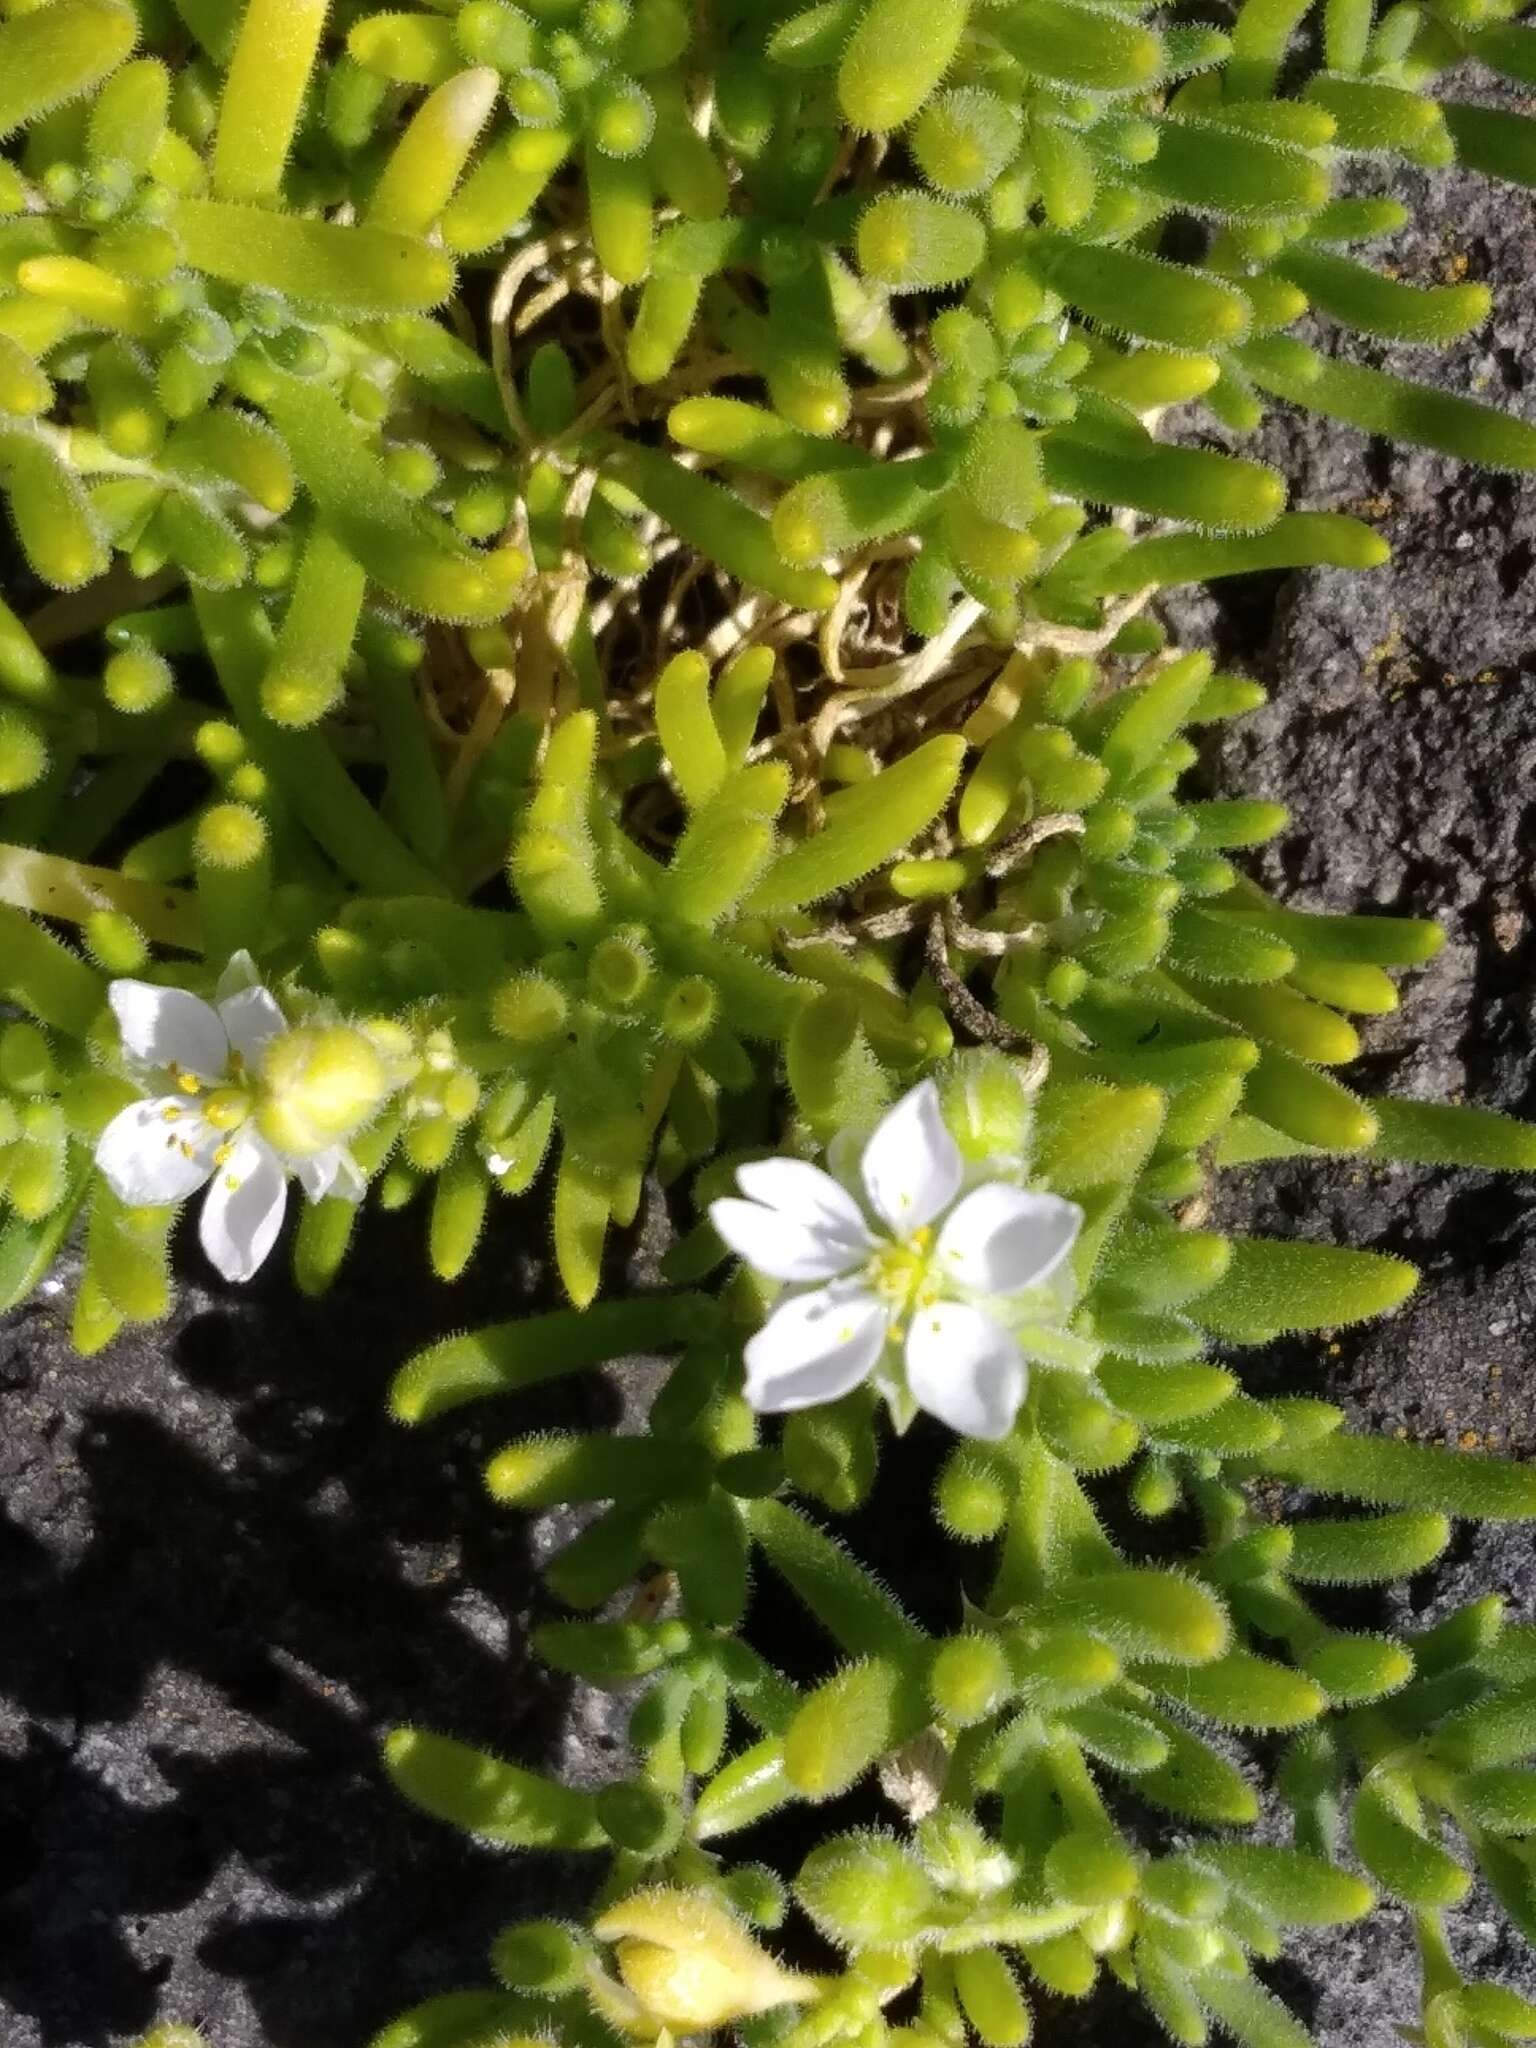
<box><xmin>95</xmin><ymin>954</ymin><xmax>364</xmax><ymax>1284</ymax></box>
<box><xmin>710</xmin><ymin>1080</ymin><xmax>1083</xmax><ymax>1442</ymax></box>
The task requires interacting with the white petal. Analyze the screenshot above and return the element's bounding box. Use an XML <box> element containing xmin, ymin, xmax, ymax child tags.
<box><xmin>214</xmin><ymin>949</ymin><xmax>261</xmax><ymax>1002</ymax></box>
<box><xmin>95</xmin><ymin>1099</ymin><xmax>217</xmax><ymax>1205</ymax></box>
<box><xmin>217</xmin><ymin>983</ymin><xmax>287</xmax><ymax>1067</ymax></box>
<box><xmin>935</xmin><ymin>1183</ymin><xmax>1084</xmax><ymax>1296</ymax></box>
<box><xmin>743</xmin><ymin>1285</ymin><xmax>889</xmax><ymax>1412</ymax></box>
<box><xmin>198</xmin><ymin>1135</ymin><xmax>287</xmax><ymax>1282</ymax></box>
<box><xmin>109</xmin><ymin>980</ymin><xmax>228</xmax><ymax>1081</ymax></box>
<box><xmin>905</xmin><ymin>1301</ymin><xmax>1026</xmax><ymax>1442</ymax></box>
<box><xmin>861</xmin><ymin>1079</ymin><xmax>963</xmax><ymax>1235</ymax></box>
<box><xmin>710</xmin><ymin>1195</ymin><xmax>864</xmax><ymax>1283</ymax></box>
<box><xmin>294</xmin><ymin>1146</ymin><xmax>365</xmax><ymax>1204</ymax></box>
<box><xmin>735</xmin><ymin>1157</ymin><xmax>873</xmax><ymax>1258</ymax></box>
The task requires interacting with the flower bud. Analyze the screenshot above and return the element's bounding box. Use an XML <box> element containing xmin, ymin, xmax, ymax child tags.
<box><xmin>929</xmin><ymin>1634</ymin><xmax>1013</xmax><ymax>1728</ymax></box>
<box><xmin>491</xmin><ymin>972</ymin><xmax>570</xmax><ymax>1041</ymax></box>
<box><xmin>491</xmin><ymin>1918</ymin><xmax>590</xmax><ymax>1996</ymax></box>
<box><xmin>594</xmin><ymin>1887</ymin><xmax>814</xmax><ymax>2030</ymax></box>
<box><xmin>797</xmin><ymin>1832</ymin><xmax>937</xmax><ymax>1950</ymax></box>
<box><xmin>256</xmin><ymin>1024</ymin><xmax>388</xmax><ymax>1157</ymax></box>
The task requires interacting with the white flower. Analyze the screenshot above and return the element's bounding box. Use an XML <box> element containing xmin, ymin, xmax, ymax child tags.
<box><xmin>710</xmin><ymin>1080</ymin><xmax>1083</xmax><ymax>1442</ymax></box>
<box><xmin>94</xmin><ymin>953</ymin><xmax>364</xmax><ymax>1284</ymax></box>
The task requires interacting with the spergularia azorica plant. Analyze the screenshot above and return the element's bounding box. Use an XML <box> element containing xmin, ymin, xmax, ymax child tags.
<box><xmin>7</xmin><ymin>1</ymin><xmax>1536</xmax><ymax>2045</ymax></box>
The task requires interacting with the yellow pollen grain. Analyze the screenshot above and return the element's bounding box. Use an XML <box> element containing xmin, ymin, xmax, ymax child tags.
<box><xmin>224</xmin><ymin>1173</ymin><xmax>241</xmax><ymax>1191</ymax></box>
<box><xmin>161</xmin><ymin>1105</ymin><xmax>182</xmax><ymax>1122</ymax></box>
<box><xmin>213</xmin><ymin>1142</ymin><xmax>233</xmax><ymax>1166</ymax></box>
<box><xmin>177</xmin><ymin>1072</ymin><xmax>204</xmax><ymax>1095</ymax></box>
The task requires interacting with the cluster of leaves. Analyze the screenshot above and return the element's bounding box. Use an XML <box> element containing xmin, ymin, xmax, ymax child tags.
<box><xmin>379</xmin><ymin>1035</ymin><xmax>1536</xmax><ymax>2048</ymax></box>
<box><xmin>5</xmin><ymin>0</ymin><xmax>1536</xmax><ymax>667</ymax></box>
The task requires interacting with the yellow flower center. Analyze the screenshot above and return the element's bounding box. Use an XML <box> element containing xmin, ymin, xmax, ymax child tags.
<box><xmin>867</xmin><ymin>1225</ymin><xmax>938</xmax><ymax>1315</ymax></box>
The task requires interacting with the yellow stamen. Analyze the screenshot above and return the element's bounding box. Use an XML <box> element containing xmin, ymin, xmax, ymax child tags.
<box><xmin>203</xmin><ymin>1086</ymin><xmax>250</xmax><ymax>1133</ymax></box>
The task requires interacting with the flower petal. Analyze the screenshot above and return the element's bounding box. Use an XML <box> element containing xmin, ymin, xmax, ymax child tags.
<box><xmin>109</xmin><ymin>980</ymin><xmax>228</xmax><ymax>1081</ymax></box>
<box><xmin>198</xmin><ymin>1135</ymin><xmax>287</xmax><ymax>1282</ymax></box>
<box><xmin>905</xmin><ymin>1301</ymin><xmax>1026</xmax><ymax>1441</ymax></box>
<box><xmin>95</xmin><ymin>1099</ymin><xmax>217</xmax><ymax>1205</ymax></box>
<box><xmin>294</xmin><ymin>1146</ymin><xmax>365</xmax><ymax>1204</ymax></box>
<box><xmin>711</xmin><ymin>1194</ymin><xmax>865</xmax><ymax>1283</ymax></box>
<box><xmin>743</xmin><ymin>1285</ymin><xmax>889</xmax><ymax>1412</ymax></box>
<box><xmin>935</xmin><ymin>1183</ymin><xmax>1084</xmax><ymax>1296</ymax></box>
<box><xmin>214</xmin><ymin>949</ymin><xmax>261</xmax><ymax>1002</ymax></box>
<box><xmin>217</xmin><ymin>983</ymin><xmax>287</xmax><ymax>1068</ymax></box>
<box><xmin>861</xmin><ymin>1079</ymin><xmax>962</xmax><ymax>1235</ymax></box>
<box><xmin>735</xmin><ymin>1157</ymin><xmax>873</xmax><ymax>1257</ymax></box>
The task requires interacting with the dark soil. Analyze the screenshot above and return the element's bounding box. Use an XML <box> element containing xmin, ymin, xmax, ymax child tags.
<box><xmin>5</xmin><ymin>136</ymin><xmax>1536</xmax><ymax>2048</ymax></box>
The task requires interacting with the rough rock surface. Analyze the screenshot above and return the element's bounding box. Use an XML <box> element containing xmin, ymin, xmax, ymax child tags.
<box><xmin>6</xmin><ymin>133</ymin><xmax>1536</xmax><ymax>2048</ymax></box>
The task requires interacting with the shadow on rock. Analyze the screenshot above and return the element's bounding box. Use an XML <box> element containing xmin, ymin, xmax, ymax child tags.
<box><xmin>0</xmin><ymin>1203</ymin><xmax>623</xmax><ymax>2048</ymax></box>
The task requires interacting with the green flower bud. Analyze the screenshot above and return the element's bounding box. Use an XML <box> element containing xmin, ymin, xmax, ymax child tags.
<box><xmin>491</xmin><ymin>1918</ymin><xmax>590</xmax><ymax>1996</ymax></box>
<box><xmin>257</xmin><ymin>1024</ymin><xmax>389</xmax><ymax>1157</ymax></box>
<box><xmin>596</xmin><ymin>1779</ymin><xmax>686</xmax><ymax>1856</ymax></box>
<box><xmin>935</xmin><ymin>1442</ymin><xmax>1011</xmax><ymax>1541</ymax></box>
<box><xmin>857</xmin><ymin>191</ymin><xmax>986</xmax><ymax>293</ymax></box>
<box><xmin>797</xmin><ymin>1833</ymin><xmax>937</xmax><ymax>1950</ymax></box>
<box><xmin>930</xmin><ymin>1634</ymin><xmax>1013</xmax><ymax>1727</ymax></box>
<box><xmin>491</xmin><ymin>972</ymin><xmax>570</xmax><ymax>1041</ymax></box>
